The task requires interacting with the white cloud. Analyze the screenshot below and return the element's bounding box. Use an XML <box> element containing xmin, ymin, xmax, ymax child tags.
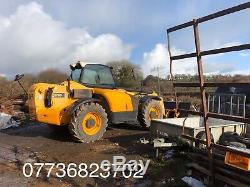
<box><xmin>0</xmin><ymin>2</ymin><xmax>132</xmax><ymax>76</ymax></box>
<box><xmin>74</xmin><ymin>34</ymin><xmax>131</xmax><ymax>63</ymax></box>
<box><xmin>142</xmin><ymin>43</ymin><xmax>197</xmax><ymax>77</ymax></box>
<box><xmin>204</xmin><ymin>61</ymin><xmax>235</xmax><ymax>75</ymax></box>
<box><xmin>226</xmin><ymin>69</ymin><xmax>250</xmax><ymax>75</ymax></box>
<box><xmin>141</xmin><ymin>42</ymin><xmax>250</xmax><ymax>77</ymax></box>
<box><xmin>142</xmin><ymin>43</ymin><xmax>168</xmax><ymax>76</ymax></box>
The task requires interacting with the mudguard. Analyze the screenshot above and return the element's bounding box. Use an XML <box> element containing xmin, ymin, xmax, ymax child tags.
<box><xmin>69</xmin><ymin>98</ymin><xmax>100</xmax><ymax>114</ymax></box>
<box><xmin>139</xmin><ymin>95</ymin><xmax>161</xmax><ymax>104</ymax></box>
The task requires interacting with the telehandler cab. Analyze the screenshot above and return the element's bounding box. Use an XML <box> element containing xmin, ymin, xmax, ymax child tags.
<box><xmin>28</xmin><ymin>61</ymin><xmax>165</xmax><ymax>142</ymax></box>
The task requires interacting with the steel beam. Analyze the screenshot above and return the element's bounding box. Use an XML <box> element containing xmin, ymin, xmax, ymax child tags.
<box><xmin>171</xmin><ymin>44</ymin><xmax>250</xmax><ymax>61</ymax></box>
<box><xmin>167</xmin><ymin>2</ymin><xmax>250</xmax><ymax>33</ymax></box>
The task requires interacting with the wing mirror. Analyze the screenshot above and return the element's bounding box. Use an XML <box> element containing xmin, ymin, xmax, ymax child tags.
<box><xmin>14</xmin><ymin>74</ymin><xmax>24</xmax><ymax>81</ymax></box>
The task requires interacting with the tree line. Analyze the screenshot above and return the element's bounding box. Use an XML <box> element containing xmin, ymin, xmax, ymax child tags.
<box><xmin>0</xmin><ymin>60</ymin><xmax>249</xmax><ymax>101</ymax></box>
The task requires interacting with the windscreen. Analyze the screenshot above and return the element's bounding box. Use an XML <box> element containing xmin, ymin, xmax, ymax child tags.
<box><xmin>81</xmin><ymin>64</ymin><xmax>115</xmax><ymax>86</ymax></box>
<box><xmin>70</xmin><ymin>64</ymin><xmax>115</xmax><ymax>87</ymax></box>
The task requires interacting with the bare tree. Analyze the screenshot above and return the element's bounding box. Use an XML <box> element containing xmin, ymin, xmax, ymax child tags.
<box><xmin>37</xmin><ymin>69</ymin><xmax>68</xmax><ymax>84</ymax></box>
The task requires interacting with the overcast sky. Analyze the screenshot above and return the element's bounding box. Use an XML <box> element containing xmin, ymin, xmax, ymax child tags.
<box><xmin>0</xmin><ymin>0</ymin><xmax>249</xmax><ymax>78</ymax></box>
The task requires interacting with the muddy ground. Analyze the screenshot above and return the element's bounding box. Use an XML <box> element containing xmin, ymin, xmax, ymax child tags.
<box><xmin>0</xmin><ymin>122</ymin><xmax>189</xmax><ymax>187</ymax></box>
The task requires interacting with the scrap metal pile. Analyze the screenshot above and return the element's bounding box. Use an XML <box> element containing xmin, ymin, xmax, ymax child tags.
<box><xmin>0</xmin><ymin>95</ymin><xmax>27</xmax><ymax>129</ymax></box>
<box><xmin>0</xmin><ymin>96</ymin><xmax>26</xmax><ymax>115</ymax></box>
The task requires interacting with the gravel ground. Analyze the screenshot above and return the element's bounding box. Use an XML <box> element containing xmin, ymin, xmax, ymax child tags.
<box><xmin>0</xmin><ymin>122</ymin><xmax>157</xmax><ymax>186</ymax></box>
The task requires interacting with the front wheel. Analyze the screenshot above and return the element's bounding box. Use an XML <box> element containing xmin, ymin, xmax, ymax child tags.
<box><xmin>69</xmin><ymin>102</ymin><xmax>108</xmax><ymax>143</ymax></box>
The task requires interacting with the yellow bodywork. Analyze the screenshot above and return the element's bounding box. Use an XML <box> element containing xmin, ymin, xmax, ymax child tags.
<box><xmin>28</xmin><ymin>81</ymin><xmax>164</xmax><ymax>126</ymax></box>
<box><xmin>29</xmin><ymin>81</ymin><xmax>80</xmax><ymax>125</ymax></box>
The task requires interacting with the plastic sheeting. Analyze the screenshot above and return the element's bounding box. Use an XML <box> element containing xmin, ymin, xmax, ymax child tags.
<box><xmin>0</xmin><ymin>112</ymin><xmax>19</xmax><ymax>130</ymax></box>
<box><xmin>182</xmin><ymin>176</ymin><xmax>205</xmax><ymax>187</ymax></box>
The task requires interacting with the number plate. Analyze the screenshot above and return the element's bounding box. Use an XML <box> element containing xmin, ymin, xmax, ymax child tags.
<box><xmin>225</xmin><ymin>152</ymin><xmax>250</xmax><ymax>171</ymax></box>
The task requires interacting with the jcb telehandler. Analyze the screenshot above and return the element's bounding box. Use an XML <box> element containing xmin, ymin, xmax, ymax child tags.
<box><xmin>27</xmin><ymin>61</ymin><xmax>165</xmax><ymax>143</ymax></box>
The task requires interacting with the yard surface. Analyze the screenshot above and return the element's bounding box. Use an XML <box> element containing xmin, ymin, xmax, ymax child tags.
<box><xmin>0</xmin><ymin>122</ymin><xmax>189</xmax><ymax>187</ymax></box>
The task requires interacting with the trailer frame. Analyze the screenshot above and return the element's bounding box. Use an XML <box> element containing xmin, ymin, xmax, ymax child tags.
<box><xmin>166</xmin><ymin>2</ymin><xmax>250</xmax><ymax>184</ymax></box>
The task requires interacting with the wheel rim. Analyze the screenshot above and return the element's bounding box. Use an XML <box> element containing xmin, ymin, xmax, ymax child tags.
<box><xmin>149</xmin><ymin>106</ymin><xmax>161</xmax><ymax>120</ymax></box>
<box><xmin>82</xmin><ymin>112</ymin><xmax>102</xmax><ymax>135</ymax></box>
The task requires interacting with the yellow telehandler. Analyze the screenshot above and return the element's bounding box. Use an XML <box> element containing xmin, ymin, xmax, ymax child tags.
<box><xmin>27</xmin><ymin>61</ymin><xmax>165</xmax><ymax>142</ymax></box>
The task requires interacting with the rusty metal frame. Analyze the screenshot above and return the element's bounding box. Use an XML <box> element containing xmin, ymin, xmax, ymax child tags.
<box><xmin>167</xmin><ymin>2</ymin><xmax>250</xmax><ymax>33</ymax></box>
<box><xmin>167</xmin><ymin>2</ymin><xmax>250</xmax><ymax>183</ymax></box>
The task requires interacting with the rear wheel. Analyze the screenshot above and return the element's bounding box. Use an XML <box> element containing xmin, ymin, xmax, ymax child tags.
<box><xmin>219</xmin><ymin>132</ymin><xmax>241</xmax><ymax>146</ymax></box>
<box><xmin>138</xmin><ymin>99</ymin><xmax>164</xmax><ymax>128</ymax></box>
<box><xmin>69</xmin><ymin>102</ymin><xmax>108</xmax><ymax>143</ymax></box>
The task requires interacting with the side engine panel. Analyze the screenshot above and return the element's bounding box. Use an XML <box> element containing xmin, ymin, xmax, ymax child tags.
<box><xmin>28</xmin><ymin>81</ymin><xmax>91</xmax><ymax>125</ymax></box>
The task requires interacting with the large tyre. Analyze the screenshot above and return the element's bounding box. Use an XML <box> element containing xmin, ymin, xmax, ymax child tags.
<box><xmin>69</xmin><ymin>102</ymin><xmax>108</xmax><ymax>143</ymax></box>
<box><xmin>219</xmin><ymin>132</ymin><xmax>241</xmax><ymax>146</ymax></box>
<box><xmin>138</xmin><ymin>99</ymin><xmax>164</xmax><ymax>128</ymax></box>
<box><xmin>195</xmin><ymin>131</ymin><xmax>214</xmax><ymax>149</ymax></box>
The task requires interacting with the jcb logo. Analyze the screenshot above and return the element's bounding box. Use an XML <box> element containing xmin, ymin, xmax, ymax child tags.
<box><xmin>53</xmin><ymin>93</ymin><xmax>65</xmax><ymax>98</ymax></box>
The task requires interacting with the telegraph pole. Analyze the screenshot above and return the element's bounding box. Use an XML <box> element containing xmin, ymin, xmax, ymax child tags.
<box><xmin>157</xmin><ymin>67</ymin><xmax>161</xmax><ymax>96</ymax></box>
<box><xmin>151</xmin><ymin>66</ymin><xmax>161</xmax><ymax>96</ymax></box>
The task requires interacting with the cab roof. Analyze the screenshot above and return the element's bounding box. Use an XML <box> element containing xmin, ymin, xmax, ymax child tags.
<box><xmin>70</xmin><ymin>61</ymin><xmax>110</xmax><ymax>70</ymax></box>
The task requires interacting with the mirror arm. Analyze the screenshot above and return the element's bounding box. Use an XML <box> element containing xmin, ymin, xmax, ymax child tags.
<box><xmin>18</xmin><ymin>80</ymin><xmax>28</xmax><ymax>96</ymax></box>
